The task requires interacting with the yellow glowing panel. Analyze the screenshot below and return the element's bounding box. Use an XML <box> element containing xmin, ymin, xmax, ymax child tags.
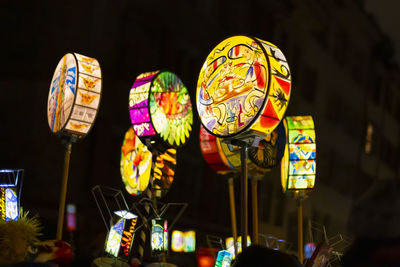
<box><xmin>171</xmin><ymin>230</ymin><xmax>184</xmax><ymax>252</ymax></box>
<box><xmin>281</xmin><ymin>116</ymin><xmax>316</xmax><ymax>193</ymax></box>
<box><xmin>197</xmin><ymin>36</ymin><xmax>291</xmax><ymax>140</ymax></box>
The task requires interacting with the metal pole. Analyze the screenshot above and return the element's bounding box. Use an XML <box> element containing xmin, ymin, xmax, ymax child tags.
<box><xmin>57</xmin><ymin>142</ymin><xmax>72</xmax><ymax>240</ymax></box>
<box><xmin>228</xmin><ymin>177</ymin><xmax>238</xmax><ymax>256</ymax></box>
<box><xmin>251</xmin><ymin>177</ymin><xmax>258</xmax><ymax>245</ymax></box>
<box><xmin>298</xmin><ymin>199</ymin><xmax>303</xmax><ymax>264</ymax></box>
<box><xmin>240</xmin><ymin>146</ymin><xmax>248</xmax><ymax>249</ymax></box>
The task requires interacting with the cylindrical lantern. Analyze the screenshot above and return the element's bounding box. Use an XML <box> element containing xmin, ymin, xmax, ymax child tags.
<box><xmin>281</xmin><ymin>116</ymin><xmax>316</xmax><ymax>193</ymax></box>
<box><xmin>120</xmin><ymin>127</ymin><xmax>177</xmax><ymax>198</ymax></box>
<box><xmin>197</xmin><ymin>36</ymin><xmax>291</xmax><ymax>142</ymax></box>
<box><xmin>200</xmin><ymin>123</ymin><xmax>285</xmax><ymax>176</ymax></box>
<box><xmin>151</xmin><ymin>218</ymin><xmax>168</xmax><ymax>257</ymax></box>
<box><xmin>47</xmin><ymin>53</ymin><xmax>102</xmax><ymax>138</ymax></box>
<box><xmin>104</xmin><ymin>210</ymin><xmax>139</xmax><ymax>260</ymax></box>
<box><xmin>0</xmin><ymin>169</ymin><xmax>23</xmax><ymax>221</ymax></box>
<box><xmin>129</xmin><ymin>71</ymin><xmax>193</xmax><ymax>153</ymax></box>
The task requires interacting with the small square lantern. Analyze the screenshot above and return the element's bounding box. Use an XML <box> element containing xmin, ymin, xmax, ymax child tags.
<box><xmin>214</xmin><ymin>250</ymin><xmax>233</xmax><ymax>267</ymax></box>
<box><xmin>0</xmin><ymin>169</ymin><xmax>23</xmax><ymax>221</ymax></box>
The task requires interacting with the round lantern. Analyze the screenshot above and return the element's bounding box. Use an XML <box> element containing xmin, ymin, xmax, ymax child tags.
<box><xmin>47</xmin><ymin>53</ymin><xmax>102</xmax><ymax>139</ymax></box>
<box><xmin>280</xmin><ymin>116</ymin><xmax>316</xmax><ymax>194</ymax></box>
<box><xmin>199</xmin><ymin>122</ymin><xmax>285</xmax><ymax>176</ymax></box>
<box><xmin>120</xmin><ymin>127</ymin><xmax>177</xmax><ymax>198</ymax></box>
<box><xmin>129</xmin><ymin>71</ymin><xmax>193</xmax><ymax>153</ymax></box>
<box><xmin>196</xmin><ymin>36</ymin><xmax>291</xmax><ymax>141</ymax></box>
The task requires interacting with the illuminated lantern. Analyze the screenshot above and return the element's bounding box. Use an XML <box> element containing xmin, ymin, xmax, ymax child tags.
<box><xmin>0</xmin><ymin>169</ymin><xmax>23</xmax><ymax>221</ymax></box>
<box><xmin>129</xmin><ymin>71</ymin><xmax>193</xmax><ymax>153</ymax></box>
<box><xmin>151</xmin><ymin>218</ymin><xmax>168</xmax><ymax>256</ymax></box>
<box><xmin>214</xmin><ymin>250</ymin><xmax>232</xmax><ymax>267</ymax></box>
<box><xmin>104</xmin><ymin>210</ymin><xmax>138</xmax><ymax>260</ymax></box>
<box><xmin>280</xmin><ymin>116</ymin><xmax>316</xmax><ymax>263</ymax></box>
<box><xmin>200</xmin><ymin>123</ymin><xmax>285</xmax><ymax>176</ymax></box>
<box><xmin>225</xmin><ymin>236</ymin><xmax>251</xmax><ymax>259</ymax></box>
<box><xmin>171</xmin><ymin>230</ymin><xmax>184</xmax><ymax>252</ymax></box>
<box><xmin>196</xmin><ymin>248</ymin><xmax>218</xmax><ymax>267</ymax></box>
<box><xmin>47</xmin><ymin>53</ymin><xmax>102</xmax><ymax>138</ymax></box>
<box><xmin>281</xmin><ymin>116</ymin><xmax>316</xmax><ymax>193</ymax></box>
<box><xmin>304</xmin><ymin>243</ymin><xmax>316</xmax><ymax>259</ymax></box>
<box><xmin>66</xmin><ymin>204</ymin><xmax>76</xmax><ymax>231</ymax></box>
<box><xmin>183</xmin><ymin>230</ymin><xmax>196</xmax><ymax>252</ymax></box>
<box><xmin>120</xmin><ymin>127</ymin><xmax>177</xmax><ymax>198</ymax></box>
<box><xmin>197</xmin><ymin>36</ymin><xmax>291</xmax><ymax>142</ymax></box>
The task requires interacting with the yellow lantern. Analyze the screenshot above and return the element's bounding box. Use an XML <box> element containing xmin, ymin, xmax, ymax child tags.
<box><xmin>197</xmin><ymin>35</ymin><xmax>291</xmax><ymax>142</ymax></box>
<box><xmin>281</xmin><ymin>116</ymin><xmax>316</xmax><ymax>194</ymax></box>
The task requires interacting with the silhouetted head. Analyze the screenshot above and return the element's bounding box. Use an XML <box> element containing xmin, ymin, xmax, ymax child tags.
<box><xmin>232</xmin><ymin>245</ymin><xmax>301</xmax><ymax>267</ymax></box>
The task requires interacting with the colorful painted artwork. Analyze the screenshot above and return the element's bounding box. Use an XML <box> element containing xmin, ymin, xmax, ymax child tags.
<box><xmin>214</xmin><ymin>250</ymin><xmax>232</xmax><ymax>267</ymax></box>
<box><xmin>105</xmin><ymin>210</ymin><xmax>138</xmax><ymax>259</ymax></box>
<box><xmin>199</xmin><ymin>123</ymin><xmax>285</xmax><ymax>176</ymax></box>
<box><xmin>129</xmin><ymin>71</ymin><xmax>193</xmax><ymax>149</ymax></box>
<box><xmin>281</xmin><ymin>116</ymin><xmax>316</xmax><ymax>192</ymax></box>
<box><xmin>47</xmin><ymin>53</ymin><xmax>102</xmax><ymax>137</ymax></box>
<box><xmin>225</xmin><ymin>236</ymin><xmax>251</xmax><ymax>259</ymax></box>
<box><xmin>183</xmin><ymin>231</ymin><xmax>196</xmax><ymax>252</ymax></box>
<box><xmin>196</xmin><ymin>36</ymin><xmax>291</xmax><ymax>139</ymax></box>
<box><xmin>171</xmin><ymin>230</ymin><xmax>184</xmax><ymax>252</ymax></box>
<box><xmin>105</xmin><ymin>218</ymin><xmax>124</xmax><ymax>257</ymax></box>
<box><xmin>120</xmin><ymin>127</ymin><xmax>152</xmax><ymax>196</ymax></box>
<box><xmin>152</xmin><ymin>148</ymin><xmax>176</xmax><ymax>198</ymax></box>
<box><xmin>151</xmin><ymin>218</ymin><xmax>167</xmax><ymax>256</ymax></box>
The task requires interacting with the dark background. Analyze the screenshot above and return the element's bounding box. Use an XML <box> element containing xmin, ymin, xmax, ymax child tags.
<box><xmin>0</xmin><ymin>0</ymin><xmax>399</xmax><ymax>265</ymax></box>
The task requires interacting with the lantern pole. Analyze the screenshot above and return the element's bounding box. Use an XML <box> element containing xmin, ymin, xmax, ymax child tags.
<box><xmin>56</xmin><ymin>140</ymin><xmax>73</xmax><ymax>240</ymax></box>
<box><xmin>227</xmin><ymin>177</ymin><xmax>238</xmax><ymax>256</ymax></box>
<box><xmin>251</xmin><ymin>176</ymin><xmax>258</xmax><ymax>245</ymax></box>
<box><xmin>240</xmin><ymin>145</ymin><xmax>248</xmax><ymax>249</ymax></box>
<box><xmin>297</xmin><ymin>197</ymin><xmax>304</xmax><ymax>264</ymax></box>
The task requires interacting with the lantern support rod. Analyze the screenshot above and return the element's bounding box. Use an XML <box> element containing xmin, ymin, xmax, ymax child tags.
<box><xmin>240</xmin><ymin>145</ymin><xmax>248</xmax><ymax>249</ymax></box>
<box><xmin>227</xmin><ymin>177</ymin><xmax>238</xmax><ymax>256</ymax></box>
<box><xmin>298</xmin><ymin>198</ymin><xmax>304</xmax><ymax>264</ymax></box>
<box><xmin>251</xmin><ymin>176</ymin><xmax>258</xmax><ymax>245</ymax></box>
<box><xmin>56</xmin><ymin>141</ymin><xmax>72</xmax><ymax>240</ymax></box>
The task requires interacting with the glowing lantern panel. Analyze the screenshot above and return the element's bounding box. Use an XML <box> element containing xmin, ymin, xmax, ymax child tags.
<box><xmin>225</xmin><ymin>236</ymin><xmax>251</xmax><ymax>259</ymax></box>
<box><xmin>171</xmin><ymin>230</ymin><xmax>184</xmax><ymax>252</ymax></box>
<box><xmin>120</xmin><ymin>127</ymin><xmax>152</xmax><ymax>196</ymax></box>
<box><xmin>281</xmin><ymin>116</ymin><xmax>316</xmax><ymax>192</ymax></box>
<box><xmin>47</xmin><ymin>53</ymin><xmax>102</xmax><ymax>138</ymax></box>
<box><xmin>197</xmin><ymin>36</ymin><xmax>291</xmax><ymax>139</ymax></box>
<box><xmin>0</xmin><ymin>169</ymin><xmax>23</xmax><ymax>221</ymax></box>
<box><xmin>120</xmin><ymin>127</ymin><xmax>177</xmax><ymax>198</ymax></box>
<box><xmin>104</xmin><ymin>210</ymin><xmax>138</xmax><ymax>260</ymax></box>
<box><xmin>129</xmin><ymin>71</ymin><xmax>193</xmax><ymax>151</ymax></box>
<box><xmin>151</xmin><ymin>218</ymin><xmax>168</xmax><ymax>256</ymax></box>
<box><xmin>199</xmin><ymin>122</ymin><xmax>285</xmax><ymax>176</ymax></box>
<box><xmin>214</xmin><ymin>250</ymin><xmax>232</xmax><ymax>267</ymax></box>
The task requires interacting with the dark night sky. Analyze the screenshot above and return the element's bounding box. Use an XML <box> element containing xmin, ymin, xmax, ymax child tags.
<box><xmin>0</xmin><ymin>0</ymin><xmax>399</xmax><ymax>264</ymax></box>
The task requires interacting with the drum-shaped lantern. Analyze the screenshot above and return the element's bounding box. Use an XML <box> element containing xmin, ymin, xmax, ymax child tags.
<box><xmin>47</xmin><ymin>53</ymin><xmax>102</xmax><ymax>138</ymax></box>
<box><xmin>281</xmin><ymin>116</ymin><xmax>316</xmax><ymax>193</ymax></box>
<box><xmin>121</xmin><ymin>127</ymin><xmax>177</xmax><ymax>198</ymax></box>
<box><xmin>129</xmin><ymin>71</ymin><xmax>193</xmax><ymax>153</ymax></box>
<box><xmin>200</xmin><ymin>122</ymin><xmax>285</xmax><ymax>176</ymax></box>
<box><xmin>197</xmin><ymin>36</ymin><xmax>291</xmax><ymax>141</ymax></box>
